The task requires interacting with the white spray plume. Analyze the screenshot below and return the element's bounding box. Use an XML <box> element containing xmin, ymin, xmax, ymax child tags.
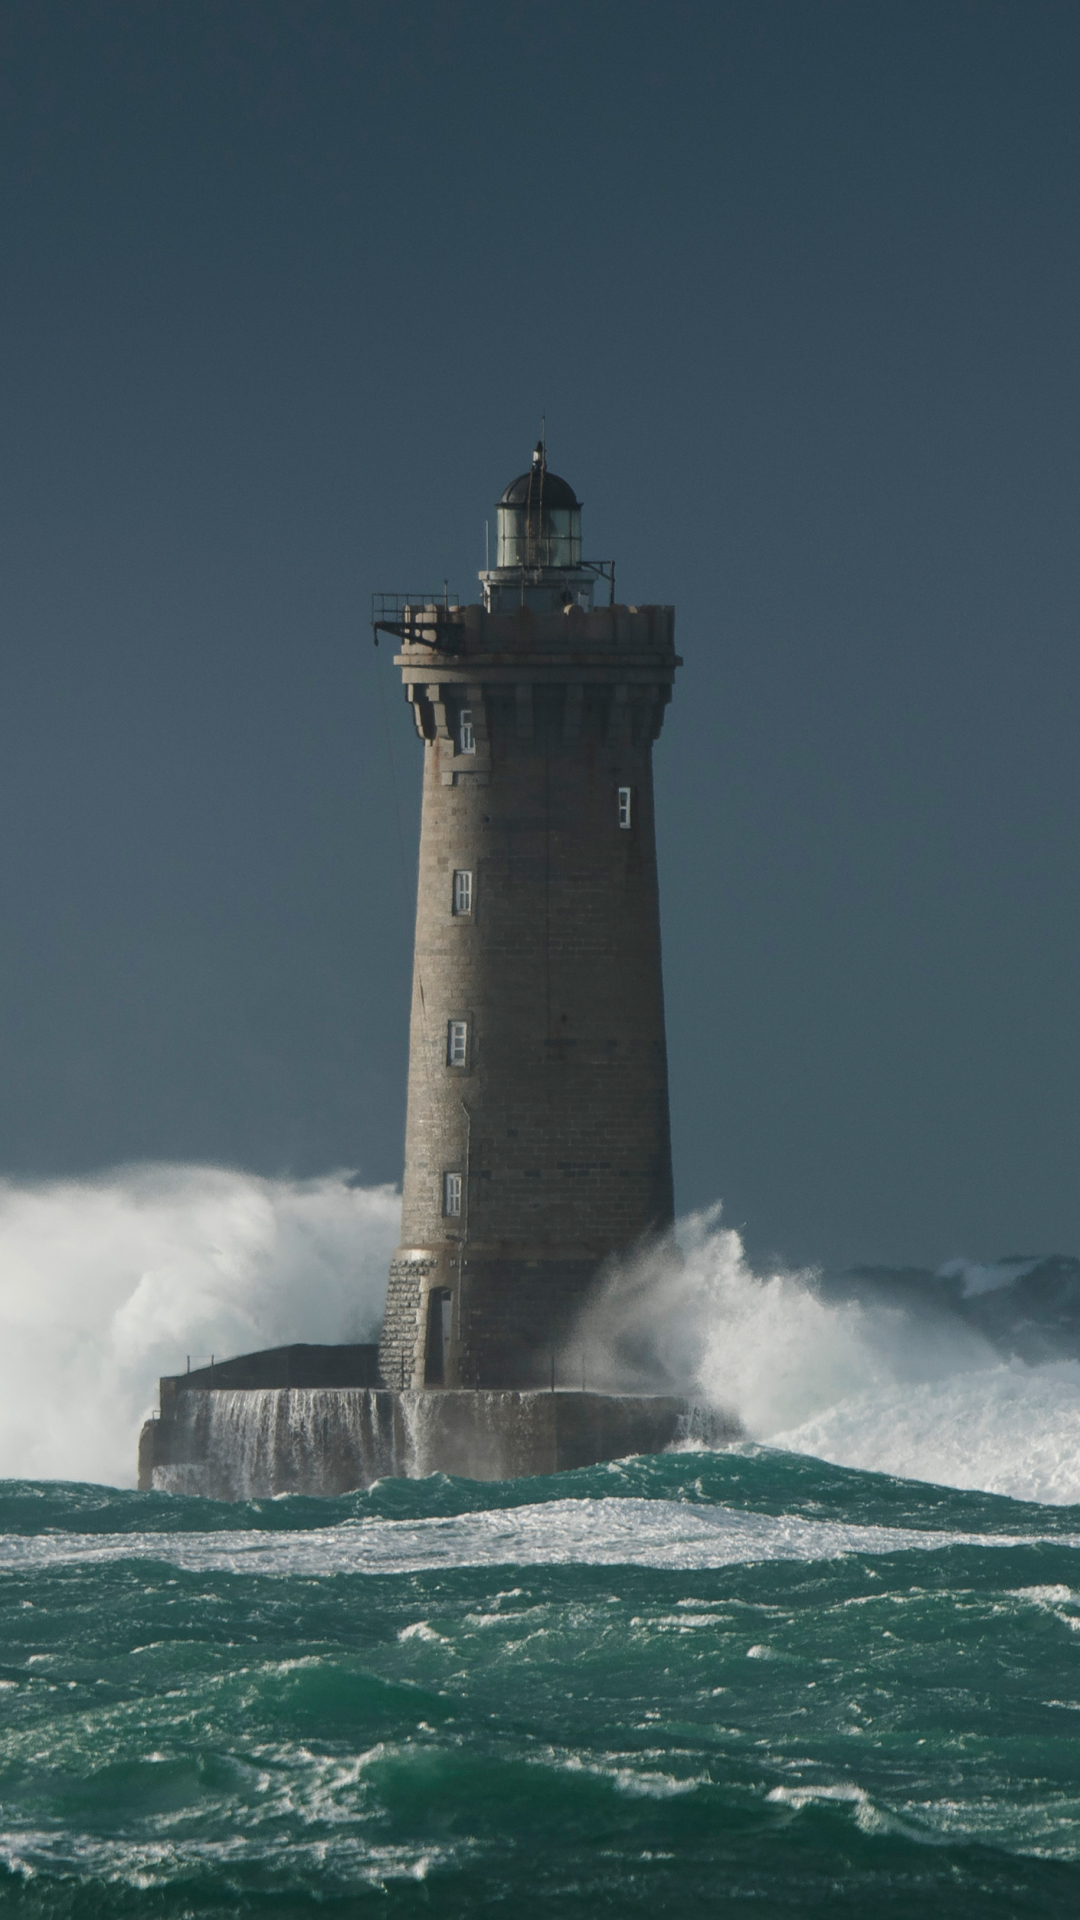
<box><xmin>570</xmin><ymin>1206</ymin><xmax>1080</xmax><ymax>1504</ymax></box>
<box><xmin>0</xmin><ymin>1165</ymin><xmax>400</xmax><ymax>1488</ymax></box>
<box><xmin>769</xmin><ymin>1363</ymin><xmax>1080</xmax><ymax>1506</ymax></box>
<box><xmin>4</xmin><ymin>1174</ymin><xmax>1080</xmax><ymax>1504</ymax></box>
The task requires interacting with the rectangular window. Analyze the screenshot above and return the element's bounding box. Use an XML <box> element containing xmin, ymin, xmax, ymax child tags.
<box><xmin>618</xmin><ymin>786</ymin><xmax>632</xmax><ymax>829</ymax></box>
<box><xmin>453</xmin><ymin>869</ymin><xmax>473</xmax><ymax>915</ymax></box>
<box><xmin>443</xmin><ymin>1171</ymin><xmax>462</xmax><ymax>1216</ymax></box>
<box><xmin>447</xmin><ymin>1019</ymin><xmax>468</xmax><ymax>1067</ymax></box>
<box><xmin>459</xmin><ymin>709</ymin><xmax>475</xmax><ymax>754</ymax></box>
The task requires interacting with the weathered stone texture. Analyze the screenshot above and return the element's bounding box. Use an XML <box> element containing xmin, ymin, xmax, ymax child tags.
<box><xmin>381</xmin><ymin>602</ymin><xmax>681</xmax><ymax>1389</ymax></box>
<box><xmin>378</xmin><ymin>1255</ymin><xmax>433</xmax><ymax>1391</ymax></box>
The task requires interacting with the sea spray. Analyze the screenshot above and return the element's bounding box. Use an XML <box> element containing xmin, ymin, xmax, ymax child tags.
<box><xmin>4</xmin><ymin>1166</ymin><xmax>1080</xmax><ymax>1503</ymax></box>
<box><xmin>569</xmin><ymin>1206</ymin><xmax>1080</xmax><ymax>1502</ymax></box>
<box><xmin>569</xmin><ymin>1205</ymin><xmax>997</xmax><ymax>1422</ymax></box>
<box><xmin>0</xmin><ymin>1165</ymin><xmax>399</xmax><ymax>1486</ymax></box>
<box><xmin>771</xmin><ymin>1359</ymin><xmax>1080</xmax><ymax>1503</ymax></box>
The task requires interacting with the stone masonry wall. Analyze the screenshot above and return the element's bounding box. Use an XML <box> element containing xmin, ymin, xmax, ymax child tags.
<box><xmin>378</xmin><ymin>603</ymin><xmax>680</xmax><ymax>1392</ymax></box>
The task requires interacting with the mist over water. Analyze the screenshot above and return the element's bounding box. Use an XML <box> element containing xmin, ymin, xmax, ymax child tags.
<box><xmin>0</xmin><ymin>1166</ymin><xmax>398</xmax><ymax>1486</ymax></box>
<box><xmin>2</xmin><ymin>1168</ymin><xmax>1079</xmax><ymax>1500</ymax></box>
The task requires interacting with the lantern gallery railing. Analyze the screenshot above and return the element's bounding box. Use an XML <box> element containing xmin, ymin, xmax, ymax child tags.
<box><xmin>478</xmin><ymin>558</ymin><xmax>617</xmax><ymax>614</ymax></box>
<box><xmin>371</xmin><ymin>591</ymin><xmax>462</xmax><ymax>649</ymax></box>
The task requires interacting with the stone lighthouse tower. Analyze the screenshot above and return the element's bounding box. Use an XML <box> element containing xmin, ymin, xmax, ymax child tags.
<box><xmin>136</xmin><ymin>446</ymin><xmax>703</xmax><ymax>1495</ymax></box>
<box><xmin>377</xmin><ymin>445</ymin><xmax>681</xmax><ymax>1392</ymax></box>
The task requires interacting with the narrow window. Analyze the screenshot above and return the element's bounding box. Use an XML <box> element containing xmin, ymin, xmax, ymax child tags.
<box><xmin>443</xmin><ymin>1171</ymin><xmax>462</xmax><ymax>1216</ymax></box>
<box><xmin>459</xmin><ymin>708</ymin><xmax>475</xmax><ymax>754</ymax></box>
<box><xmin>453</xmin><ymin>869</ymin><xmax>473</xmax><ymax>915</ymax></box>
<box><xmin>618</xmin><ymin>786</ymin><xmax>632</xmax><ymax>829</ymax></box>
<box><xmin>447</xmin><ymin>1019</ymin><xmax>468</xmax><ymax>1067</ymax></box>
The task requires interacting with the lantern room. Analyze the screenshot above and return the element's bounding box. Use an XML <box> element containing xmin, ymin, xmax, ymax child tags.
<box><xmin>480</xmin><ymin>441</ymin><xmax>613</xmax><ymax>614</ymax></box>
<box><xmin>495</xmin><ymin>443</ymin><xmax>582</xmax><ymax>569</ymax></box>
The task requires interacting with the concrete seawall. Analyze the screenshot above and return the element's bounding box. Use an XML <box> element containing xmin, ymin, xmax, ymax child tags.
<box><xmin>139</xmin><ymin>1387</ymin><xmax>740</xmax><ymax>1499</ymax></box>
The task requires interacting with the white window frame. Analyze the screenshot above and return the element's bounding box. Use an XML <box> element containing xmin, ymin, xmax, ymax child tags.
<box><xmin>452</xmin><ymin>869</ymin><xmax>473</xmax><ymax>915</ymax></box>
<box><xmin>459</xmin><ymin>708</ymin><xmax>475</xmax><ymax>754</ymax></box>
<box><xmin>447</xmin><ymin>1019</ymin><xmax>468</xmax><ymax>1067</ymax></box>
<box><xmin>443</xmin><ymin>1171</ymin><xmax>462</xmax><ymax>1217</ymax></box>
<box><xmin>618</xmin><ymin>786</ymin><xmax>632</xmax><ymax>829</ymax></box>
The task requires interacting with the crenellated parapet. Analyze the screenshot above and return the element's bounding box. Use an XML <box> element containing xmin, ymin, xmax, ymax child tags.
<box><xmin>397</xmin><ymin>604</ymin><xmax>679</xmax><ymax>778</ymax></box>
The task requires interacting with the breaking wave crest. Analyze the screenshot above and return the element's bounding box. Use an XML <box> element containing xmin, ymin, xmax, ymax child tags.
<box><xmin>1</xmin><ymin>1167</ymin><xmax>1079</xmax><ymax>1502</ymax></box>
<box><xmin>572</xmin><ymin>1208</ymin><xmax>1080</xmax><ymax>1504</ymax></box>
<box><xmin>768</xmin><ymin>1362</ymin><xmax>1080</xmax><ymax>1505</ymax></box>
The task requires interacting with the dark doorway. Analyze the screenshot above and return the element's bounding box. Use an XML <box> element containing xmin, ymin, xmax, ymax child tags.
<box><xmin>424</xmin><ymin>1289</ymin><xmax>453</xmax><ymax>1385</ymax></box>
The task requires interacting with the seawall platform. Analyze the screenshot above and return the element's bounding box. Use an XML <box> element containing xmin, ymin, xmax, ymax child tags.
<box><xmin>138</xmin><ymin>1347</ymin><xmax>739</xmax><ymax>1498</ymax></box>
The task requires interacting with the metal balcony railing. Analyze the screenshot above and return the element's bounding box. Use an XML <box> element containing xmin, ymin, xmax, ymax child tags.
<box><xmin>371</xmin><ymin>591</ymin><xmax>462</xmax><ymax>649</ymax></box>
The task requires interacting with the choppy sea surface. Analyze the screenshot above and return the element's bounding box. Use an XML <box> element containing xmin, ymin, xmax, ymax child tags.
<box><xmin>3</xmin><ymin>1449</ymin><xmax>1080</xmax><ymax>1917</ymax></box>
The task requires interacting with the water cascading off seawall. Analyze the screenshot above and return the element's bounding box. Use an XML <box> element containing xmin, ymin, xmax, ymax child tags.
<box><xmin>149</xmin><ymin>1390</ymin><xmax>398</xmax><ymax>1500</ymax></box>
<box><xmin>140</xmin><ymin>1384</ymin><xmax>738</xmax><ymax>1498</ymax></box>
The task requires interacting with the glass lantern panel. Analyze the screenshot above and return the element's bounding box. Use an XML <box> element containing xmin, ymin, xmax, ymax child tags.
<box><xmin>496</xmin><ymin>506</ymin><xmax>526</xmax><ymax>567</ymax></box>
<box><xmin>495</xmin><ymin>504</ymin><xmax>581</xmax><ymax>568</ymax></box>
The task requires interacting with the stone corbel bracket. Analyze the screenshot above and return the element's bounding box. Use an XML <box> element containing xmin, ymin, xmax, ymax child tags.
<box><xmin>407</xmin><ymin>682</ymin><xmax>492</xmax><ymax>786</ymax></box>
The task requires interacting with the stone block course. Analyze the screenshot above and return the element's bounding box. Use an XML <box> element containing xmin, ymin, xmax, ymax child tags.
<box><xmin>380</xmin><ymin>604</ymin><xmax>680</xmax><ymax>1391</ymax></box>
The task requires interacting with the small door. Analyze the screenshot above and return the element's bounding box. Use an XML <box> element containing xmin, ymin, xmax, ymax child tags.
<box><xmin>424</xmin><ymin>1289</ymin><xmax>453</xmax><ymax>1386</ymax></box>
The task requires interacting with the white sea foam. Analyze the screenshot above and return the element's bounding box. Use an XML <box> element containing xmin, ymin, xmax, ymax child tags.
<box><xmin>769</xmin><ymin>1361</ymin><xmax>1080</xmax><ymax>1504</ymax></box>
<box><xmin>0</xmin><ymin>1166</ymin><xmax>399</xmax><ymax>1487</ymax></box>
<box><xmin>0</xmin><ymin>1499</ymin><xmax>1074</xmax><ymax>1576</ymax></box>
<box><xmin>573</xmin><ymin>1209</ymin><xmax>1080</xmax><ymax>1504</ymax></box>
<box><xmin>0</xmin><ymin>1830</ymin><xmax>452</xmax><ymax>1891</ymax></box>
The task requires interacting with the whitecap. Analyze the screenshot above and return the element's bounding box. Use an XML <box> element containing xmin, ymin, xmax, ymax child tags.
<box><xmin>0</xmin><ymin>1497</ymin><xmax>1075</xmax><ymax>1577</ymax></box>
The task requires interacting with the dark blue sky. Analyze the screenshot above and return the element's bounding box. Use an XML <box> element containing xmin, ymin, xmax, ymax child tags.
<box><xmin>1</xmin><ymin>0</ymin><xmax>1078</xmax><ymax>1271</ymax></box>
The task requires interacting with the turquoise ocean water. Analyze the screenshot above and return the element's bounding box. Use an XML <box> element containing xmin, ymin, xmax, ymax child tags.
<box><xmin>2</xmin><ymin>1448</ymin><xmax>1080</xmax><ymax>1916</ymax></box>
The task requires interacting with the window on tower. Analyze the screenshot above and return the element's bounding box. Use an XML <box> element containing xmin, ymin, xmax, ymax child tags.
<box><xmin>447</xmin><ymin>1020</ymin><xmax>468</xmax><ymax>1067</ymax></box>
<box><xmin>443</xmin><ymin>1172</ymin><xmax>463</xmax><ymax>1216</ymax></box>
<box><xmin>459</xmin><ymin>709</ymin><xmax>475</xmax><ymax>754</ymax></box>
<box><xmin>453</xmin><ymin>869</ymin><xmax>473</xmax><ymax>915</ymax></box>
<box><xmin>618</xmin><ymin>786</ymin><xmax>632</xmax><ymax>829</ymax></box>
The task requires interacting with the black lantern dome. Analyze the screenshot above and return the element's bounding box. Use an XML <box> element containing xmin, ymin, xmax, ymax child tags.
<box><xmin>499</xmin><ymin>449</ymin><xmax>581</xmax><ymax>513</ymax></box>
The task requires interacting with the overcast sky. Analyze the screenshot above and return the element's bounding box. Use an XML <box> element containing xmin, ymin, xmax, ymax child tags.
<box><xmin>1</xmin><ymin>0</ymin><xmax>1078</xmax><ymax>1272</ymax></box>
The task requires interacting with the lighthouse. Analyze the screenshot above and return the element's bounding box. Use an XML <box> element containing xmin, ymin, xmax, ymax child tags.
<box><xmin>137</xmin><ymin>445</ymin><xmax>728</xmax><ymax>1494</ymax></box>
<box><xmin>377</xmin><ymin>444</ymin><xmax>681</xmax><ymax>1391</ymax></box>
